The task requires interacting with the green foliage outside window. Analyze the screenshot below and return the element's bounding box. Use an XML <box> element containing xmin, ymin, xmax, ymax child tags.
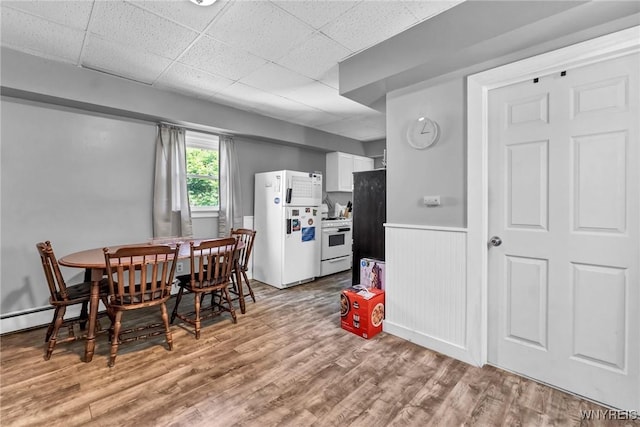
<box><xmin>186</xmin><ymin>147</ymin><xmax>219</xmax><ymax>208</ymax></box>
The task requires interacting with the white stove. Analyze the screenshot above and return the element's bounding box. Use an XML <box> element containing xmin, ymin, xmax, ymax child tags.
<box><xmin>321</xmin><ymin>218</ymin><xmax>352</xmax><ymax>228</ymax></box>
<box><xmin>319</xmin><ymin>218</ymin><xmax>352</xmax><ymax>276</ymax></box>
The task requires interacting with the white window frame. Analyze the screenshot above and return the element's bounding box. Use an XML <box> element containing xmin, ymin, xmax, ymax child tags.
<box><xmin>185</xmin><ymin>131</ymin><xmax>219</xmax><ymax>217</ymax></box>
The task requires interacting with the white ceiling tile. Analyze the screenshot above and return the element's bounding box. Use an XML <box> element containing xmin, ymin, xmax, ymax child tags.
<box><xmin>179</xmin><ymin>36</ymin><xmax>267</xmax><ymax>81</ymax></box>
<box><xmin>320</xmin><ymin>1</ymin><xmax>418</xmax><ymax>52</ymax></box>
<box><xmin>214</xmin><ymin>82</ymin><xmax>319</xmax><ymax>120</ymax></box>
<box><xmin>401</xmin><ymin>0</ymin><xmax>464</xmax><ymax>21</ymax></box>
<box><xmin>214</xmin><ymin>82</ymin><xmax>290</xmax><ymax>108</ymax></box>
<box><xmin>0</xmin><ymin>7</ymin><xmax>84</xmax><ymax>64</ymax></box>
<box><xmin>288</xmin><ymin>108</ymin><xmax>344</xmax><ymax>128</ymax></box>
<box><xmin>155</xmin><ymin>62</ymin><xmax>234</xmax><ymax>99</ymax></box>
<box><xmin>271</xmin><ymin>0</ymin><xmax>359</xmax><ymax>30</ymax></box>
<box><xmin>283</xmin><ymin>81</ymin><xmax>377</xmax><ymax>116</ymax></box>
<box><xmin>239</xmin><ymin>63</ymin><xmax>315</xmax><ymax>94</ymax></box>
<box><xmin>1</xmin><ymin>0</ymin><xmax>94</xmax><ymax>30</ymax></box>
<box><xmin>206</xmin><ymin>1</ymin><xmax>315</xmax><ymax>61</ymax></box>
<box><xmin>318</xmin><ymin>64</ymin><xmax>340</xmax><ymax>89</ymax></box>
<box><xmin>276</xmin><ymin>32</ymin><xmax>351</xmax><ymax>81</ymax></box>
<box><xmin>0</xmin><ymin>0</ymin><xmax>461</xmax><ymax>141</ymax></box>
<box><xmin>82</xmin><ymin>35</ymin><xmax>172</xmax><ymax>85</ymax></box>
<box><xmin>128</xmin><ymin>0</ymin><xmax>228</xmax><ymax>32</ymax></box>
<box><xmin>317</xmin><ymin>116</ymin><xmax>385</xmax><ymax>140</ymax></box>
<box><xmin>90</xmin><ymin>1</ymin><xmax>198</xmax><ymax>59</ymax></box>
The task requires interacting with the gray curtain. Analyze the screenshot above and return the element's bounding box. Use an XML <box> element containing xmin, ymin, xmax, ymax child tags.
<box><xmin>153</xmin><ymin>125</ymin><xmax>193</xmax><ymax>238</ymax></box>
<box><xmin>218</xmin><ymin>135</ymin><xmax>243</xmax><ymax>236</ymax></box>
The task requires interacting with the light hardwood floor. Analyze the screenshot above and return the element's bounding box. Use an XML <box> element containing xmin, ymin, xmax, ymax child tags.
<box><xmin>0</xmin><ymin>271</ymin><xmax>626</xmax><ymax>426</ymax></box>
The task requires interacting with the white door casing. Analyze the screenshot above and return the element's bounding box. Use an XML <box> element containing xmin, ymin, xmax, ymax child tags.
<box><xmin>487</xmin><ymin>53</ymin><xmax>639</xmax><ymax>410</ymax></box>
<box><xmin>467</xmin><ymin>27</ymin><xmax>640</xmax><ymax>410</ymax></box>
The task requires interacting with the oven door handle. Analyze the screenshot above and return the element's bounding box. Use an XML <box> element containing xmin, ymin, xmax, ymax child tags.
<box><xmin>337</xmin><ymin>227</ymin><xmax>351</xmax><ymax>232</ymax></box>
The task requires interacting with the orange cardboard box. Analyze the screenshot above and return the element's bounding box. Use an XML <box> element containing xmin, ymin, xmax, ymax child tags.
<box><xmin>340</xmin><ymin>287</ymin><xmax>385</xmax><ymax>339</ymax></box>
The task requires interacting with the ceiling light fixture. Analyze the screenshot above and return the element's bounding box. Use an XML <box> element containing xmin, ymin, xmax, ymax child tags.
<box><xmin>190</xmin><ymin>0</ymin><xmax>217</xmax><ymax>6</ymax></box>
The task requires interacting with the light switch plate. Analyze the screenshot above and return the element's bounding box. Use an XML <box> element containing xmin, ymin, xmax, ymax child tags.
<box><xmin>423</xmin><ymin>195</ymin><xmax>441</xmax><ymax>207</ymax></box>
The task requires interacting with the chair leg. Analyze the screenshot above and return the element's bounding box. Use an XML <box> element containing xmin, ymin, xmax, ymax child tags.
<box><xmin>223</xmin><ymin>287</ymin><xmax>237</xmax><ymax>324</ymax></box>
<box><xmin>108</xmin><ymin>311</ymin><xmax>123</xmax><ymax>367</ymax></box>
<box><xmin>100</xmin><ymin>296</ymin><xmax>115</xmax><ymax>335</ymax></box>
<box><xmin>45</xmin><ymin>306</ymin><xmax>66</xmax><ymax>360</ymax></box>
<box><xmin>160</xmin><ymin>302</ymin><xmax>173</xmax><ymax>351</ymax></box>
<box><xmin>194</xmin><ymin>291</ymin><xmax>202</xmax><ymax>340</ymax></box>
<box><xmin>230</xmin><ymin>273</ymin><xmax>238</xmax><ymax>293</ymax></box>
<box><xmin>45</xmin><ymin>306</ymin><xmax>60</xmax><ymax>342</ymax></box>
<box><xmin>171</xmin><ymin>287</ymin><xmax>184</xmax><ymax>324</ymax></box>
<box><xmin>79</xmin><ymin>301</ymin><xmax>89</xmax><ymax>331</ymax></box>
<box><xmin>242</xmin><ymin>270</ymin><xmax>256</xmax><ymax>303</ymax></box>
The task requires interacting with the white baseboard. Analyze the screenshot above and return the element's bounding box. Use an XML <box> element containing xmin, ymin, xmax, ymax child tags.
<box><xmin>383</xmin><ymin>320</ymin><xmax>479</xmax><ymax>367</ymax></box>
<box><xmin>1</xmin><ymin>301</ymin><xmax>108</xmax><ymax>335</ymax></box>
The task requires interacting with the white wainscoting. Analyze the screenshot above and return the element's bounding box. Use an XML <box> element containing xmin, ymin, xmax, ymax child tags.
<box><xmin>384</xmin><ymin>224</ymin><xmax>477</xmax><ymax>365</ymax></box>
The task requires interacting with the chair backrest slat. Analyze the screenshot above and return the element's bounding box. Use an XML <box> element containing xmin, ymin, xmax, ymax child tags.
<box><xmin>36</xmin><ymin>241</ymin><xmax>71</xmax><ymax>302</ymax></box>
<box><xmin>103</xmin><ymin>244</ymin><xmax>180</xmax><ymax>306</ymax></box>
<box><xmin>189</xmin><ymin>238</ymin><xmax>237</xmax><ymax>289</ymax></box>
<box><xmin>230</xmin><ymin>229</ymin><xmax>256</xmax><ymax>271</ymax></box>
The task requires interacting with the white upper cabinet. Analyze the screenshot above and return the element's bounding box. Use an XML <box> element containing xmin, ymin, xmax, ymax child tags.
<box><xmin>326</xmin><ymin>152</ymin><xmax>374</xmax><ymax>192</ymax></box>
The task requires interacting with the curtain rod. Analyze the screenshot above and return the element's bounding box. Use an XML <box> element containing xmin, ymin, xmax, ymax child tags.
<box><xmin>158</xmin><ymin>121</ymin><xmax>233</xmax><ymax>138</ymax></box>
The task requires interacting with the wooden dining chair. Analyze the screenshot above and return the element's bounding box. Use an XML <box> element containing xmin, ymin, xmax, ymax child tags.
<box><xmin>171</xmin><ymin>238</ymin><xmax>238</xmax><ymax>339</ymax></box>
<box><xmin>229</xmin><ymin>228</ymin><xmax>257</xmax><ymax>303</ymax></box>
<box><xmin>36</xmin><ymin>241</ymin><xmax>111</xmax><ymax>360</ymax></box>
<box><xmin>103</xmin><ymin>244</ymin><xmax>180</xmax><ymax>367</ymax></box>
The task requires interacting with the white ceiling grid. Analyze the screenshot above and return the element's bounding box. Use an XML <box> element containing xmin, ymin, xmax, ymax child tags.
<box><xmin>0</xmin><ymin>0</ymin><xmax>463</xmax><ymax>141</ymax></box>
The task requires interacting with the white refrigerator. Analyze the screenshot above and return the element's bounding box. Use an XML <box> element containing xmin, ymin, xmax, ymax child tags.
<box><xmin>253</xmin><ymin>170</ymin><xmax>322</xmax><ymax>289</ymax></box>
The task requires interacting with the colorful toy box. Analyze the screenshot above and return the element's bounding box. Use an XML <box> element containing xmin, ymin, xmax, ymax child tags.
<box><xmin>340</xmin><ymin>287</ymin><xmax>385</xmax><ymax>339</ymax></box>
<box><xmin>360</xmin><ymin>258</ymin><xmax>385</xmax><ymax>290</ymax></box>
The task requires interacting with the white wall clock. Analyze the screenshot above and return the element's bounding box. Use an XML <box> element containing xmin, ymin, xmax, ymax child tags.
<box><xmin>407</xmin><ymin>116</ymin><xmax>439</xmax><ymax>149</ymax></box>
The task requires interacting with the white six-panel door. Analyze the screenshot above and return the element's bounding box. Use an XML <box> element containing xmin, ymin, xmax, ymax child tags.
<box><xmin>487</xmin><ymin>53</ymin><xmax>639</xmax><ymax>409</ymax></box>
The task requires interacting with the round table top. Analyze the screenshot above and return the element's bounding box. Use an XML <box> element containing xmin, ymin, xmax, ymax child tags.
<box><xmin>59</xmin><ymin>237</ymin><xmax>241</xmax><ymax>270</ymax></box>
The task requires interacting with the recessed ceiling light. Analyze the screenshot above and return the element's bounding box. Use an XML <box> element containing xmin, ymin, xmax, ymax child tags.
<box><xmin>190</xmin><ymin>0</ymin><xmax>217</xmax><ymax>6</ymax></box>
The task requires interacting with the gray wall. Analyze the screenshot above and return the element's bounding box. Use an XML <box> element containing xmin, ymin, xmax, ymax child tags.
<box><xmin>0</xmin><ymin>97</ymin><xmax>329</xmax><ymax>318</ymax></box>
<box><xmin>0</xmin><ymin>49</ymin><xmax>369</xmax><ymax>323</ymax></box>
<box><xmin>235</xmin><ymin>136</ymin><xmax>326</xmax><ymax>215</ymax></box>
<box><xmin>1</xmin><ymin>98</ymin><xmax>156</xmax><ymax>312</ymax></box>
<box><xmin>386</xmin><ymin>78</ymin><xmax>465</xmax><ymax>228</ymax></box>
<box><xmin>2</xmin><ymin>48</ymin><xmax>367</xmax><ymax>156</ymax></box>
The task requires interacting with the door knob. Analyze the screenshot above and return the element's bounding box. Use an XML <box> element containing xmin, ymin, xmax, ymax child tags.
<box><xmin>489</xmin><ymin>236</ymin><xmax>502</xmax><ymax>247</ymax></box>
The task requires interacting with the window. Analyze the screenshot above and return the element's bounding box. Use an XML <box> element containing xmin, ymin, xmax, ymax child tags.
<box><xmin>185</xmin><ymin>131</ymin><xmax>219</xmax><ymax>212</ymax></box>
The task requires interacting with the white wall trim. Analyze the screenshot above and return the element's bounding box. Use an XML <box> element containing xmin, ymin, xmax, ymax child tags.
<box><xmin>384</xmin><ymin>320</ymin><xmax>476</xmax><ymax>366</ymax></box>
<box><xmin>384</xmin><ymin>223</ymin><xmax>467</xmax><ymax>233</ymax></box>
<box><xmin>1</xmin><ymin>305</ymin><xmax>55</xmax><ymax>335</ymax></box>
<box><xmin>1</xmin><ymin>300</ymin><xmax>112</xmax><ymax>335</ymax></box>
<box><xmin>466</xmin><ymin>26</ymin><xmax>640</xmax><ymax>367</ymax></box>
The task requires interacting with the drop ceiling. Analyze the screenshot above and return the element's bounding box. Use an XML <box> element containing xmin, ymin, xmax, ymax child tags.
<box><xmin>0</xmin><ymin>0</ymin><xmax>462</xmax><ymax>141</ymax></box>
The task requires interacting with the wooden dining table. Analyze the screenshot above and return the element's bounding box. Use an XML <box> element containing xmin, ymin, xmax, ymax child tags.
<box><xmin>58</xmin><ymin>237</ymin><xmax>246</xmax><ymax>362</ymax></box>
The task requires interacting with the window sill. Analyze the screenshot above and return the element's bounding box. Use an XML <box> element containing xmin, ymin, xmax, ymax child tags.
<box><xmin>191</xmin><ymin>210</ymin><xmax>219</xmax><ymax>219</ymax></box>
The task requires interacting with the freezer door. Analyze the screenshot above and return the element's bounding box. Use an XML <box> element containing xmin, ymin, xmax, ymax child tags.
<box><xmin>282</xmin><ymin>206</ymin><xmax>320</xmax><ymax>284</ymax></box>
<box><xmin>282</xmin><ymin>171</ymin><xmax>322</xmax><ymax>206</ymax></box>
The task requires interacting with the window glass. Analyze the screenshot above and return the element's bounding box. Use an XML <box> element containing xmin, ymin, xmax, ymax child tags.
<box><xmin>185</xmin><ymin>131</ymin><xmax>219</xmax><ymax>210</ymax></box>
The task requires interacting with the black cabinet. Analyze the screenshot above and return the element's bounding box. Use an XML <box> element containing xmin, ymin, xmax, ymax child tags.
<box><xmin>352</xmin><ymin>169</ymin><xmax>386</xmax><ymax>285</ymax></box>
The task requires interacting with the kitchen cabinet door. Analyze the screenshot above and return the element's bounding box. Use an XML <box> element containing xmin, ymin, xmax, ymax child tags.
<box><xmin>353</xmin><ymin>156</ymin><xmax>374</xmax><ymax>173</ymax></box>
<box><xmin>326</xmin><ymin>152</ymin><xmax>374</xmax><ymax>192</ymax></box>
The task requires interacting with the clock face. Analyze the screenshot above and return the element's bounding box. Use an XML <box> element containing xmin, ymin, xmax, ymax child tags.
<box><xmin>407</xmin><ymin>116</ymin><xmax>439</xmax><ymax>149</ymax></box>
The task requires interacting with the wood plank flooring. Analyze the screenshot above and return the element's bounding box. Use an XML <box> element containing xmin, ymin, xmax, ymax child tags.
<box><xmin>0</xmin><ymin>271</ymin><xmax>627</xmax><ymax>426</ymax></box>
